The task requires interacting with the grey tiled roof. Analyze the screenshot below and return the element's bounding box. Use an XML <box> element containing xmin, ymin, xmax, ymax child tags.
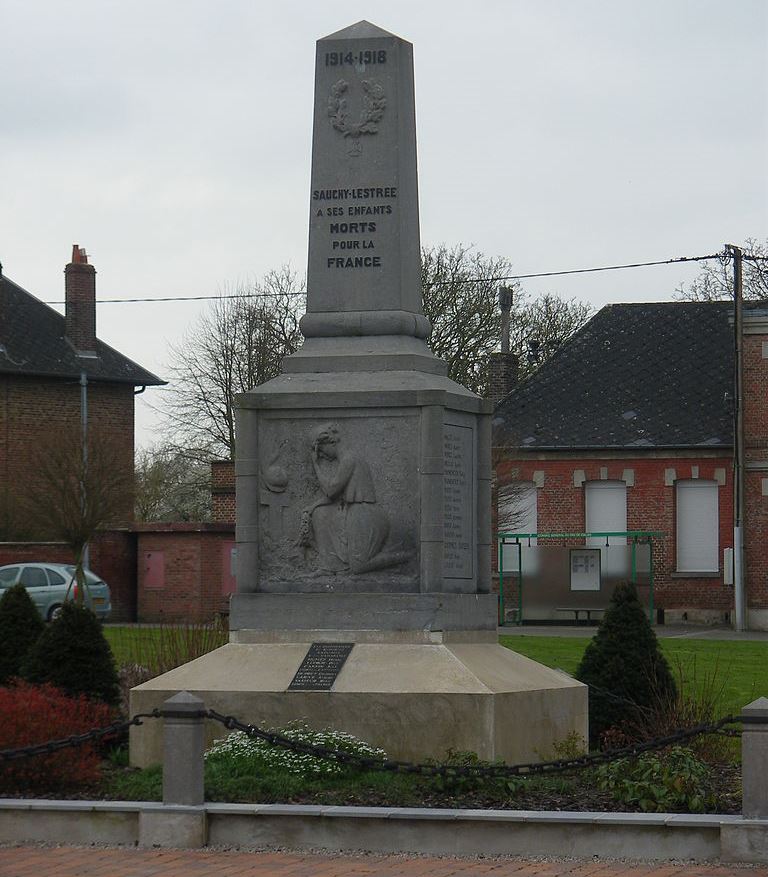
<box><xmin>0</xmin><ymin>274</ymin><xmax>164</xmax><ymax>386</ymax></box>
<box><xmin>493</xmin><ymin>301</ymin><xmax>738</xmax><ymax>450</ymax></box>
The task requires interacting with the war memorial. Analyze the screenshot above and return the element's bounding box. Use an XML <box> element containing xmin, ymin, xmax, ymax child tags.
<box><xmin>130</xmin><ymin>21</ymin><xmax>586</xmax><ymax>767</ymax></box>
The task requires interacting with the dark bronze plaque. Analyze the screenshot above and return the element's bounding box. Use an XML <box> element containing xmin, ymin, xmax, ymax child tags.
<box><xmin>288</xmin><ymin>642</ymin><xmax>354</xmax><ymax>691</ymax></box>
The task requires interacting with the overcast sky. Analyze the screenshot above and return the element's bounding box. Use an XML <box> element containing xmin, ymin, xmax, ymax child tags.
<box><xmin>2</xmin><ymin>0</ymin><xmax>766</xmax><ymax>448</ymax></box>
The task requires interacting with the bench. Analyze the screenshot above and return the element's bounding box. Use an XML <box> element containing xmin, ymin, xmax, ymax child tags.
<box><xmin>555</xmin><ymin>607</ymin><xmax>605</xmax><ymax>624</ymax></box>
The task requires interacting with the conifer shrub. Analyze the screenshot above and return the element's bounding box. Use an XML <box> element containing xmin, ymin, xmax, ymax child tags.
<box><xmin>0</xmin><ymin>584</ymin><xmax>45</xmax><ymax>683</ymax></box>
<box><xmin>22</xmin><ymin>601</ymin><xmax>120</xmax><ymax>705</ymax></box>
<box><xmin>575</xmin><ymin>581</ymin><xmax>676</xmax><ymax>745</ymax></box>
<box><xmin>0</xmin><ymin>680</ymin><xmax>113</xmax><ymax>791</ymax></box>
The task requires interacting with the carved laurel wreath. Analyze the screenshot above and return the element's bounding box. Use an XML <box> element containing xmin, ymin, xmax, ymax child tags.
<box><xmin>327</xmin><ymin>79</ymin><xmax>386</xmax><ymax>138</ymax></box>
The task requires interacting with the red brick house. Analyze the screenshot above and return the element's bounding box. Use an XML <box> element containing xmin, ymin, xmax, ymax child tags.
<box><xmin>0</xmin><ymin>246</ymin><xmax>164</xmax><ymax>617</ymax></box>
<box><xmin>493</xmin><ymin>301</ymin><xmax>768</xmax><ymax>631</ymax></box>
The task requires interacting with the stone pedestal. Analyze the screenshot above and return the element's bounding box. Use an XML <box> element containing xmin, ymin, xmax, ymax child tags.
<box><xmin>129</xmin><ymin>631</ymin><xmax>586</xmax><ymax>768</ymax></box>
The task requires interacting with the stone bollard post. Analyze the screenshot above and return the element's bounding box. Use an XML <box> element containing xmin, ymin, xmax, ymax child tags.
<box><xmin>742</xmin><ymin>696</ymin><xmax>768</xmax><ymax>819</ymax></box>
<box><xmin>139</xmin><ymin>691</ymin><xmax>208</xmax><ymax>849</ymax></box>
<box><xmin>161</xmin><ymin>690</ymin><xmax>206</xmax><ymax>805</ymax></box>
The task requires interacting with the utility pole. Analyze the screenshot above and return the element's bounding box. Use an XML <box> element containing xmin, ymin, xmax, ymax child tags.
<box><xmin>80</xmin><ymin>371</ymin><xmax>90</xmax><ymax>573</ymax></box>
<box><xmin>729</xmin><ymin>244</ymin><xmax>746</xmax><ymax>631</ymax></box>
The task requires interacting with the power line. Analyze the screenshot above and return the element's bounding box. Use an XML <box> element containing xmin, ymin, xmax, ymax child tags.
<box><xmin>38</xmin><ymin>250</ymin><xmax>750</xmax><ymax>305</ymax></box>
<box><xmin>449</xmin><ymin>252</ymin><xmax>725</xmax><ymax>287</ymax></box>
<box><xmin>46</xmin><ymin>290</ymin><xmax>301</xmax><ymax>304</ymax></box>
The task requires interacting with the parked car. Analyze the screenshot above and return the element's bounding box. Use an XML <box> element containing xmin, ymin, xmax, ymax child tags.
<box><xmin>0</xmin><ymin>563</ymin><xmax>111</xmax><ymax>622</ymax></box>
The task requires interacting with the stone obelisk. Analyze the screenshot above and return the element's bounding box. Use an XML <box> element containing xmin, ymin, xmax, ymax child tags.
<box><xmin>130</xmin><ymin>22</ymin><xmax>586</xmax><ymax>767</ymax></box>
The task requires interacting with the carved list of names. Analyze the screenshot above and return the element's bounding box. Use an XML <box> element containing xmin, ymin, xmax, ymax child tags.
<box><xmin>443</xmin><ymin>423</ymin><xmax>473</xmax><ymax>578</ymax></box>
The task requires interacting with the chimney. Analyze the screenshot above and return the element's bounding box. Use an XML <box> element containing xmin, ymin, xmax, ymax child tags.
<box><xmin>488</xmin><ymin>285</ymin><xmax>519</xmax><ymax>407</ymax></box>
<box><xmin>65</xmin><ymin>244</ymin><xmax>97</xmax><ymax>354</ymax></box>
<box><xmin>488</xmin><ymin>351</ymin><xmax>519</xmax><ymax>407</ymax></box>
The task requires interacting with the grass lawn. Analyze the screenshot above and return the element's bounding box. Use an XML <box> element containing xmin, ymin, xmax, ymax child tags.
<box><xmin>103</xmin><ymin>623</ymin><xmax>227</xmax><ymax>674</ymax></box>
<box><xmin>104</xmin><ymin>626</ymin><xmax>162</xmax><ymax>666</ymax></box>
<box><xmin>500</xmin><ymin>634</ymin><xmax>767</xmax><ymax>715</ymax></box>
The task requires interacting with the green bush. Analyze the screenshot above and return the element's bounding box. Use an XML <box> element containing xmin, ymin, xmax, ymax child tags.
<box><xmin>575</xmin><ymin>581</ymin><xmax>676</xmax><ymax>744</ymax></box>
<box><xmin>596</xmin><ymin>746</ymin><xmax>716</xmax><ymax>812</ymax></box>
<box><xmin>0</xmin><ymin>584</ymin><xmax>45</xmax><ymax>683</ymax></box>
<box><xmin>22</xmin><ymin>601</ymin><xmax>120</xmax><ymax>705</ymax></box>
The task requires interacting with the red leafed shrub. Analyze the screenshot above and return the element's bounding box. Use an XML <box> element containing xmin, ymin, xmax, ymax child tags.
<box><xmin>0</xmin><ymin>680</ymin><xmax>116</xmax><ymax>792</ymax></box>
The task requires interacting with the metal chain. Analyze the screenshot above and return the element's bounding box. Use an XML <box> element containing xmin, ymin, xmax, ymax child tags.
<box><xmin>0</xmin><ymin>710</ymin><xmax>161</xmax><ymax>762</ymax></box>
<box><xmin>0</xmin><ymin>705</ymin><xmax>742</xmax><ymax>778</ymax></box>
<box><xmin>205</xmin><ymin>709</ymin><xmax>740</xmax><ymax>779</ymax></box>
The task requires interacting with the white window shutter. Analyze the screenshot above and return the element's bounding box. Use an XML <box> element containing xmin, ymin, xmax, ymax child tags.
<box><xmin>676</xmin><ymin>480</ymin><xmax>718</xmax><ymax>572</ymax></box>
<box><xmin>585</xmin><ymin>481</ymin><xmax>627</xmax><ymax>546</ymax></box>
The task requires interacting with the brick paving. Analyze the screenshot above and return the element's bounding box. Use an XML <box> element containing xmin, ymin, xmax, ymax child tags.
<box><xmin>1</xmin><ymin>847</ymin><xmax>767</xmax><ymax>877</ymax></box>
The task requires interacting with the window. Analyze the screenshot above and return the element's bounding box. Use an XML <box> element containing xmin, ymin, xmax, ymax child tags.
<box><xmin>676</xmin><ymin>479</ymin><xmax>718</xmax><ymax>573</ymax></box>
<box><xmin>498</xmin><ymin>482</ymin><xmax>537</xmax><ymax>574</ymax></box>
<box><xmin>0</xmin><ymin>567</ymin><xmax>19</xmax><ymax>585</ymax></box>
<box><xmin>498</xmin><ymin>482</ymin><xmax>537</xmax><ymax>539</ymax></box>
<box><xmin>46</xmin><ymin>569</ymin><xmax>66</xmax><ymax>586</ymax></box>
<box><xmin>585</xmin><ymin>481</ymin><xmax>627</xmax><ymax>546</ymax></box>
<box><xmin>19</xmin><ymin>567</ymin><xmax>48</xmax><ymax>588</ymax></box>
<box><xmin>585</xmin><ymin>481</ymin><xmax>627</xmax><ymax>578</ymax></box>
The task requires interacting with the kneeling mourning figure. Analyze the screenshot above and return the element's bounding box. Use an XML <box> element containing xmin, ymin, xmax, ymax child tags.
<box><xmin>299</xmin><ymin>423</ymin><xmax>410</xmax><ymax>575</ymax></box>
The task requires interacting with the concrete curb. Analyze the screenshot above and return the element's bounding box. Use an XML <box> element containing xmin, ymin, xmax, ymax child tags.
<box><xmin>0</xmin><ymin>800</ymin><xmax>766</xmax><ymax>863</ymax></box>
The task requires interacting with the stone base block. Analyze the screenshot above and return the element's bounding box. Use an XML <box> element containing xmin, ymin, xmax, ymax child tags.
<box><xmin>130</xmin><ymin>640</ymin><xmax>587</xmax><ymax>769</ymax></box>
<box><xmin>721</xmin><ymin>823</ymin><xmax>768</xmax><ymax>864</ymax></box>
<box><xmin>230</xmin><ymin>592</ymin><xmax>498</xmax><ymax>631</ymax></box>
<box><xmin>139</xmin><ymin>808</ymin><xmax>207</xmax><ymax>848</ymax></box>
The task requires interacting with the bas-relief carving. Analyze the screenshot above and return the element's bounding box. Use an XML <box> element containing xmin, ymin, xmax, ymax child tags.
<box><xmin>258</xmin><ymin>416</ymin><xmax>417</xmax><ymax>591</ymax></box>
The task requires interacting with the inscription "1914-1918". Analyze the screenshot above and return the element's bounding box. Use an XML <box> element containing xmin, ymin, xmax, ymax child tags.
<box><xmin>325</xmin><ymin>50</ymin><xmax>387</xmax><ymax>66</ymax></box>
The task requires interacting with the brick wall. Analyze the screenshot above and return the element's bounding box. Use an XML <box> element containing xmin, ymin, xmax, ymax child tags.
<box><xmin>0</xmin><ymin>374</ymin><xmax>135</xmax><ymax>535</ymax></box>
<box><xmin>495</xmin><ymin>453</ymin><xmax>737</xmax><ymax>618</ymax></box>
<box><xmin>135</xmin><ymin>523</ymin><xmax>235</xmax><ymax>623</ymax></box>
<box><xmin>210</xmin><ymin>460</ymin><xmax>235</xmax><ymax>524</ymax></box>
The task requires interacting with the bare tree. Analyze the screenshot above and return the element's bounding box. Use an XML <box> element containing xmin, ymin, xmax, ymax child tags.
<box><xmin>512</xmin><ymin>293</ymin><xmax>593</xmax><ymax>380</ymax></box>
<box><xmin>135</xmin><ymin>444</ymin><xmax>211</xmax><ymax>522</ymax></box>
<box><xmin>495</xmin><ymin>478</ymin><xmax>531</xmax><ymax>534</ymax></box>
<box><xmin>160</xmin><ymin>266</ymin><xmax>305</xmax><ymax>460</ymax></box>
<box><xmin>421</xmin><ymin>244</ymin><xmax>512</xmax><ymax>394</ymax></box>
<box><xmin>421</xmin><ymin>244</ymin><xmax>593</xmax><ymax>393</ymax></box>
<box><xmin>20</xmin><ymin>425</ymin><xmax>133</xmax><ymax>596</ymax></box>
<box><xmin>675</xmin><ymin>238</ymin><xmax>768</xmax><ymax>302</ymax></box>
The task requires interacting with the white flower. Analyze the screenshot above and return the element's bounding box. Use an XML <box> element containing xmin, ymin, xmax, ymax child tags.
<box><xmin>205</xmin><ymin>720</ymin><xmax>386</xmax><ymax>776</ymax></box>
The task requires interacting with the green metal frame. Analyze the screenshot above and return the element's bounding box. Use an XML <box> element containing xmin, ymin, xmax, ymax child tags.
<box><xmin>497</xmin><ymin>531</ymin><xmax>663</xmax><ymax>626</ymax></box>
